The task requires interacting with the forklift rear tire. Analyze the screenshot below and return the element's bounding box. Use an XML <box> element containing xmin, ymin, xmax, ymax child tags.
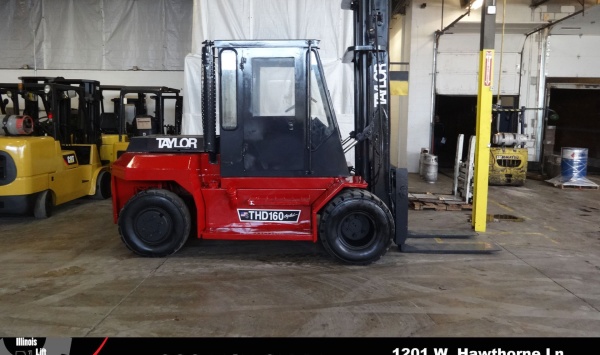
<box><xmin>319</xmin><ymin>189</ymin><xmax>394</xmax><ymax>265</ymax></box>
<box><xmin>118</xmin><ymin>189</ymin><xmax>191</xmax><ymax>257</ymax></box>
<box><xmin>34</xmin><ymin>190</ymin><xmax>53</xmax><ymax>219</ymax></box>
<box><xmin>93</xmin><ymin>171</ymin><xmax>112</xmax><ymax>200</ymax></box>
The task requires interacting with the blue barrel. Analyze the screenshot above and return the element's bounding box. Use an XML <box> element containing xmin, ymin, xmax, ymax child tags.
<box><xmin>561</xmin><ymin>147</ymin><xmax>588</xmax><ymax>180</ymax></box>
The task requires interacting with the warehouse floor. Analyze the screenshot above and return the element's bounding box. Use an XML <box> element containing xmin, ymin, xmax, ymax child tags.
<box><xmin>1</xmin><ymin>172</ymin><xmax>599</xmax><ymax>337</ymax></box>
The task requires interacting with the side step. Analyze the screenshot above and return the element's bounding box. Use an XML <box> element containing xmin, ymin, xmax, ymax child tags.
<box><xmin>399</xmin><ymin>229</ymin><xmax>501</xmax><ymax>254</ymax></box>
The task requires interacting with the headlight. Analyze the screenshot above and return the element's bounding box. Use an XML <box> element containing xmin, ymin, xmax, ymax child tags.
<box><xmin>44</xmin><ymin>84</ymin><xmax>51</xmax><ymax>94</ymax></box>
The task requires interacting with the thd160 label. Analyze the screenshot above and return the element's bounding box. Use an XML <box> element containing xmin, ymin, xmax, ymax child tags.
<box><xmin>238</xmin><ymin>209</ymin><xmax>301</xmax><ymax>223</ymax></box>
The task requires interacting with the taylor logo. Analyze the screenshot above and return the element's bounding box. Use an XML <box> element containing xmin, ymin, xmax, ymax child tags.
<box><xmin>238</xmin><ymin>209</ymin><xmax>301</xmax><ymax>223</ymax></box>
<box><xmin>155</xmin><ymin>137</ymin><xmax>198</xmax><ymax>149</ymax></box>
<box><xmin>374</xmin><ymin>63</ymin><xmax>388</xmax><ymax>107</ymax></box>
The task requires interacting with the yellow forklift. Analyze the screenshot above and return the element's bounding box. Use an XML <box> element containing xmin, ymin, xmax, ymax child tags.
<box><xmin>489</xmin><ymin>106</ymin><xmax>529</xmax><ymax>186</ymax></box>
<box><xmin>0</xmin><ymin>79</ymin><xmax>110</xmax><ymax>218</ymax></box>
<box><xmin>97</xmin><ymin>85</ymin><xmax>183</xmax><ymax>164</ymax></box>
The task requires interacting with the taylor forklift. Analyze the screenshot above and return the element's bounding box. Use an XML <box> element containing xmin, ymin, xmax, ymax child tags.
<box><xmin>110</xmin><ymin>0</ymin><xmax>496</xmax><ymax>264</ymax></box>
<box><xmin>0</xmin><ymin>78</ymin><xmax>111</xmax><ymax>218</ymax></box>
<box><xmin>98</xmin><ymin>85</ymin><xmax>183</xmax><ymax>164</ymax></box>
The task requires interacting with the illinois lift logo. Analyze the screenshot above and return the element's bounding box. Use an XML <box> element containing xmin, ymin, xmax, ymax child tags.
<box><xmin>0</xmin><ymin>338</ymin><xmax>51</xmax><ymax>355</ymax></box>
<box><xmin>0</xmin><ymin>338</ymin><xmax>108</xmax><ymax>355</ymax></box>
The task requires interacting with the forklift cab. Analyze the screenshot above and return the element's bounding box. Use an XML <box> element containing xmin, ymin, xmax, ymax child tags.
<box><xmin>0</xmin><ymin>83</ymin><xmax>20</xmax><ymax>115</ymax></box>
<box><xmin>118</xmin><ymin>87</ymin><xmax>182</xmax><ymax>137</ymax></box>
<box><xmin>98</xmin><ymin>85</ymin><xmax>143</xmax><ymax>136</ymax></box>
<box><xmin>7</xmin><ymin>81</ymin><xmax>57</xmax><ymax>137</ymax></box>
<box><xmin>212</xmin><ymin>40</ymin><xmax>349</xmax><ymax>178</ymax></box>
<box><xmin>100</xmin><ymin>86</ymin><xmax>182</xmax><ymax>137</ymax></box>
<box><xmin>98</xmin><ymin>85</ymin><xmax>182</xmax><ymax>164</ymax></box>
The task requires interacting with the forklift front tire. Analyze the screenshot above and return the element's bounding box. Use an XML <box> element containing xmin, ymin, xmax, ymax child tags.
<box><xmin>34</xmin><ymin>190</ymin><xmax>53</xmax><ymax>219</ymax></box>
<box><xmin>118</xmin><ymin>189</ymin><xmax>191</xmax><ymax>257</ymax></box>
<box><xmin>319</xmin><ymin>189</ymin><xmax>394</xmax><ymax>265</ymax></box>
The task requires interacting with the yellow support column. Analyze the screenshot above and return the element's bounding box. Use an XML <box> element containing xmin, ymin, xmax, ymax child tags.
<box><xmin>472</xmin><ymin>50</ymin><xmax>493</xmax><ymax>231</ymax></box>
<box><xmin>472</xmin><ymin>1</ymin><xmax>496</xmax><ymax>232</ymax></box>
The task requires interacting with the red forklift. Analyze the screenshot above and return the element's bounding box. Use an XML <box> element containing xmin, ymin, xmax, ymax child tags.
<box><xmin>111</xmin><ymin>0</ymin><xmax>408</xmax><ymax>264</ymax></box>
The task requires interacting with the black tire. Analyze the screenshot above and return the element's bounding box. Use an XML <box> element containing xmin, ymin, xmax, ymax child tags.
<box><xmin>34</xmin><ymin>190</ymin><xmax>53</xmax><ymax>219</ymax></box>
<box><xmin>118</xmin><ymin>189</ymin><xmax>191</xmax><ymax>257</ymax></box>
<box><xmin>93</xmin><ymin>171</ymin><xmax>112</xmax><ymax>200</ymax></box>
<box><xmin>319</xmin><ymin>189</ymin><xmax>394</xmax><ymax>265</ymax></box>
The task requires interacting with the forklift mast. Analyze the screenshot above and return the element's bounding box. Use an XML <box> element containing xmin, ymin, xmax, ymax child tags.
<box><xmin>0</xmin><ymin>84</ymin><xmax>21</xmax><ymax>116</ymax></box>
<box><xmin>343</xmin><ymin>0</ymin><xmax>391</xmax><ymax>206</ymax></box>
<box><xmin>52</xmin><ymin>78</ymin><xmax>103</xmax><ymax>148</ymax></box>
<box><xmin>19</xmin><ymin>77</ymin><xmax>103</xmax><ymax>147</ymax></box>
<box><xmin>344</xmin><ymin>0</ymin><xmax>408</xmax><ymax>247</ymax></box>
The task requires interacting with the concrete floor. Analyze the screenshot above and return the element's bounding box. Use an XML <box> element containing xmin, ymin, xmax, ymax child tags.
<box><xmin>1</xmin><ymin>171</ymin><xmax>599</xmax><ymax>337</ymax></box>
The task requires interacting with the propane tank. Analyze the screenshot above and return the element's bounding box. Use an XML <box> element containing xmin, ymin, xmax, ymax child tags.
<box><xmin>422</xmin><ymin>154</ymin><xmax>438</xmax><ymax>183</ymax></box>
<box><xmin>492</xmin><ymin>133</ymin><xmax>528</xmax><ymax>147</ymax></box>
<box><xmin>1</xmin><ymin>115</ymin><xmax>35</xmax><ymax>136</ymax></box>
<box><xmin>419</xmin><ymin>147</ymin><xmax>429</xmax><ymax>177</ymax></box>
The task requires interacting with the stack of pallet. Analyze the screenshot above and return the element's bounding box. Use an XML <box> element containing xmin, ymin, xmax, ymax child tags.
<box><xmin>409</xmin><ymin>192</ymin><xmax>473</xmax><ymax>211</ymax></box>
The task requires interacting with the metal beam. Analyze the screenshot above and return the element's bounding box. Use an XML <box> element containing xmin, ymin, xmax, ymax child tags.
<box><xmin>472</xmin><ymin>0</ymin><xmax>496</xmax><ymax>232</ymax></box>
<box><xmin>530</xmin><ymin>0</ymin><xmax>552</xmax><ymax>8</ymax></box>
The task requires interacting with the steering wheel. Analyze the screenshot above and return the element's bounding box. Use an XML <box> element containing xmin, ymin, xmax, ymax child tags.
<box><xmin>35</xmin><ymin>116</ymin><xmax>54</xmax><ymax>136</ymax></box>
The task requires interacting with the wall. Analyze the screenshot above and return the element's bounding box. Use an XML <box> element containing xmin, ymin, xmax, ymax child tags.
<box><xmin>0</xmin><ymin>0</ymin><xmax>191</xmax><ymax>123</ymax></box>
<box><xmin>404</xmin><ymin>1</ymin><xmax>438</xmax><ymax>173</ymax></box>
<box><xmin>185</xmin><ymin>0</ymin><xmax>356</xmax><ymax>163</ymax></box>
<box><xmin>390</xmin><ymin>15</ymin><xmax>405</xmax><ymax>168</ymax></box>
<box><xmin>0</xmin><ymin>71</ymin><xmax>184</xmax><ymax>90</ymax></box>
<box><xmin>0</xmin><ymin>0</ymin><xmax>192</xmax><ymax>71</ymax></box>
<box><xmin>546</xmin><ymin>36</ymin><xmax>600</xmax><ymax>77</ymax></box>
<box><xmin>398</xmin><ymin>2</ymin><xmax>413</xmax><ymax>170</ymax></box>
<box><xmin>402</xmin><ymin>0</ymin><xmax>599</xmax><ymax>172</ymax></box>
<box><xmin>3</xmin><ymin>0</ymin><xmax>598</xmax><ymax>167</ymax></box>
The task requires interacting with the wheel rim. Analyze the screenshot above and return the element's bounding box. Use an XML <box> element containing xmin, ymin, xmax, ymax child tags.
<box><xmin>133</xmin><ymin>208</ymin><xmax>173</xmax><ymax>245</ymax></box>
<box><xmin>338</xmin><ymin>212</ymin><xmax>376</xmax><ymax>249</ymax></box>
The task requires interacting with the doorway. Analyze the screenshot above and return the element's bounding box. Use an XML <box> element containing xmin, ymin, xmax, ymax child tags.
<box><xmin>546</xmin><ymin>85</ymin><xmax>600</xmax><ymax>174</ymax></box>
<box><xmin>434</xmin><ymin>95</ymin><xmax>477</xmax><ymax>169</ymax></box>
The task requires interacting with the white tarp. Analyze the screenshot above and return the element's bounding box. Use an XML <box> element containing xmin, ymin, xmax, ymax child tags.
<box><xmin>0</xmin><ymin>0</ymin><xmax>43</xmax><ymax>69</ymax></box>
<box><xmin>0</xmin><ymin>0</ymin><xmax>192</xmax><ymax>71</ymax></box>
<box><xmin>183</xmin><ymin>0</ymin><xmax>356</xmax><ymax>163</ymax></box>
